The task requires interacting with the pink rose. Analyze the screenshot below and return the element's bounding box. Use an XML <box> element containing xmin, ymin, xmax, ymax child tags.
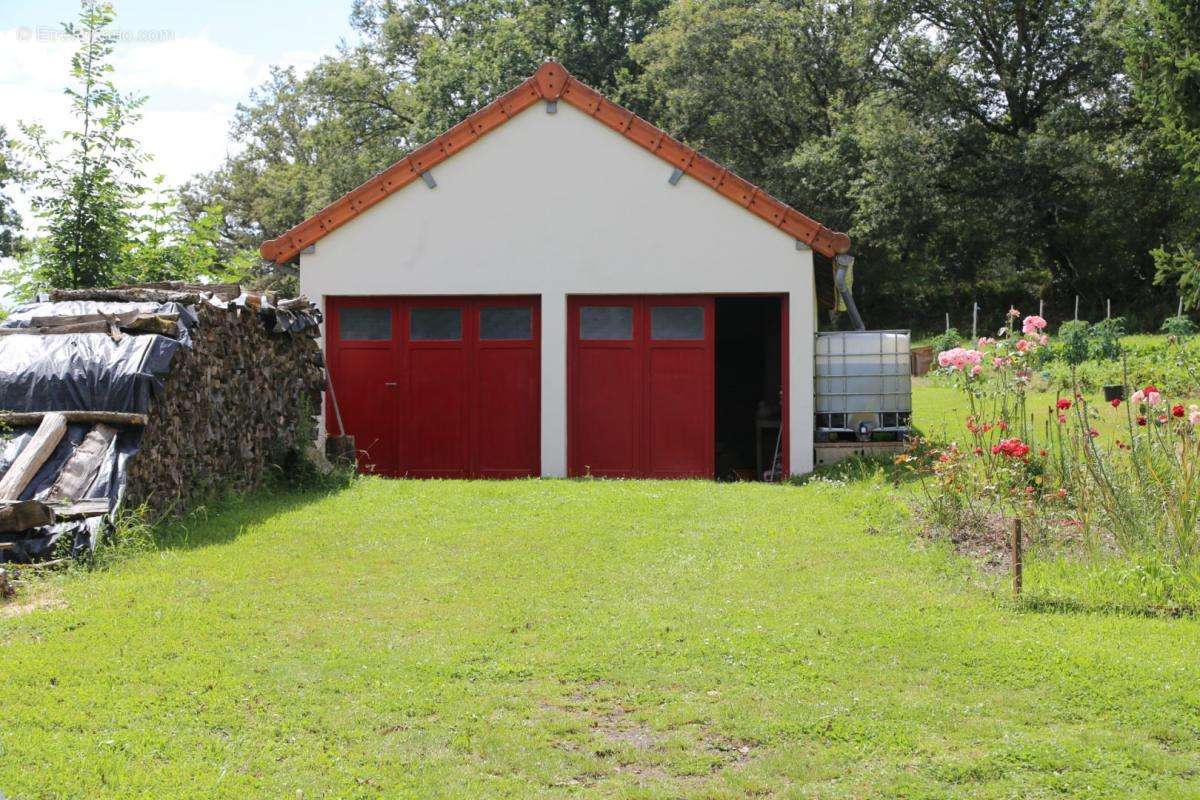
<box><xmin>1022</xmin><ymin>315</ymin><xmax>1047</xmax><ymax>334</ymax></box>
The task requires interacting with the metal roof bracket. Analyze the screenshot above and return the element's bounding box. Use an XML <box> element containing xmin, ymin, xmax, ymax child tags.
<box><xmin>668</xmin><ymin>167</ymin><xmax>684</xmax><ymax>186</ymax></box>
<box><xmin>420</xmin><ymin>171</ymin><xmax>437</xmax><ymax>189</ymax></box>
<box><xmin>546</xmin><ymin>100</ymin><xmax>557</xmax><ymax>114</ymax></box>
<box><xmin>795</xmin><ymin>240</ymin><xmax>810</xmax><ymax>251</ymax></box>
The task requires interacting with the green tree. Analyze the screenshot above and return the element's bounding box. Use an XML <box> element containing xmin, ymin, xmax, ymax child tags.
<box><xmin>120</xmin><ymin>177</ymin><xmax>223</xmax><ymax>284</ymax></box>
<box><xmin>630</xmin><ymin>0</ymin><xmax>1179</xmax><ymax>329</ymax></box>
<box><xmin>0</xmin><ymin>125</ymin><xmax>22</xmax><ymax>258</ymax></box>
<box><xmin>16</xmin><ymin>0</ymin><xmax>146</xmax><ymax>292</ymax></box>
<box><xmin>1126</xmin><ymin>0</ymin><xmax>1200</xmax><ymax>309</ymax></box>
<box><xmin>629</xmin><ymin>0</ymin><xmax>890</xmax><ymax>225</ymax></box>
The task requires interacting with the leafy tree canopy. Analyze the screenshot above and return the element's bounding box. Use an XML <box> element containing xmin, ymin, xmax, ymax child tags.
<box><xmin>0</xmin><ymin>126</ymin><xmax>22</xmax><ymax>258</ymax></box>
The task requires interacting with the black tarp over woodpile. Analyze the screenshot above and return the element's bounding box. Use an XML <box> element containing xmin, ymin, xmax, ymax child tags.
<box><xmin>0</xmin><ymin>283</ymin><xmax>324</xmax><ymax>561</ymax></box>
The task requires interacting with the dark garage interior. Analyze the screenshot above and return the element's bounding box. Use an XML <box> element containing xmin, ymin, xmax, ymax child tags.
<box><xmin>715</xmin><ymin>296</ymin><xmax>782</xmax><ymax>480</ymax></box>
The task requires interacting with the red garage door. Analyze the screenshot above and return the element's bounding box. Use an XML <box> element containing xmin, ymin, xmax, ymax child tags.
<box><xmin>326</xmin><ymin>296</ymin><xmax>540</xmax><ymax>478</ymax></box>
<box><xmin>568</xmin><ymin>296</ymin><xmax>715</xmax><ymax>478</ymax></box>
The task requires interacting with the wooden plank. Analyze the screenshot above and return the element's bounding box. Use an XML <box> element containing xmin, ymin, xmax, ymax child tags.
<box><xmin>0</xmin><ymin>500</ymin><xmax>55</xmax><ymax>533</ymax></box>
<box><xmin>0</xmin><ymin>321</ymin><xmax>113</xmax><ymax>336</ymax></box>
<box><xmin>0</xmin><ymin>413</ymin><xmax>67</xmax><ymax>501</ymax></box>
<box><xmin>49</xmin><ymin>498</ymin><xmax>109</xmax><ymax>519</ymax></box>
<box><xmin>0</xmin><ymin>311</ymin><xmax>180</xmax><ymax>338</ymax></box>
<box><xmin>0</xmin><ymin>411</ymin><xmax>147</xmax><ymax>427</ymax></box>
<box><xmin>45</xmin><ymin>424</ymin><xmax>117</xmax><ymax>503</ymax></box>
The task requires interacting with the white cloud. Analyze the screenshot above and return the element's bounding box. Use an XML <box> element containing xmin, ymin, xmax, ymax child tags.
<box><xmin>116</xmin><ymin>32</ymin><xmax>257</xmax><ymax>94</ymax></box>
<box><xmin>0</xmin><ymin>26</ymin><xmax>331</xmax><ymax>235</ymax></box>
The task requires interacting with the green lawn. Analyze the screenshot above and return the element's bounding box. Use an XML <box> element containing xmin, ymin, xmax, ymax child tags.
<box><xmin>911</xmin><ymin>378</ymin><xmax>1132</xmax><ymax>440</ymax></box>
<box><xmin>3</xmin><ymin>478</ymin><xmax>1200</xmax><ymax>798</ymax></box>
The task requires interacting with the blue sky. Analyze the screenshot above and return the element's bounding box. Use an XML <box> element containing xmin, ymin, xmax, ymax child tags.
<box><xmin>1</xmin><ymin>0</ymin><xmax>360</xmax><ymax>224</ymax></box>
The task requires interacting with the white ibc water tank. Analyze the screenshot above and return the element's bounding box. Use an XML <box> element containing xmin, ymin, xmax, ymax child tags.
<box><xmin>814</xmin><ymin>331</ymin><xmax>912</xmax><ymax>439</ymax></box>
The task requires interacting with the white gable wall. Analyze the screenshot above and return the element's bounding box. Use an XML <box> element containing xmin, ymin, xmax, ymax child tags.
<box><xmin>301</xmin><ymin>100</ymin><xmax>817</xmax><ymax>475</ymax></box>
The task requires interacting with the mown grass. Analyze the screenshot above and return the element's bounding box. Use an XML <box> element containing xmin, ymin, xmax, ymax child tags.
<box><xmin>3</xmin><ymin>477</ymin><xmax>1200</xmax><ymax>798</ymax></box>
<box><xmin>912</xmin><ymin>377</ymin><xmax>1131</xmax><ymax>441</ymax></box>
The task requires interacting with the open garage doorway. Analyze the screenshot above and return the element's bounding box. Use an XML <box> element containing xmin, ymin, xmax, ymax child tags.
<box><xmin>715</xmin><ymin>296</ymin><xmax>784</xmax><ymax>481</ymax></box>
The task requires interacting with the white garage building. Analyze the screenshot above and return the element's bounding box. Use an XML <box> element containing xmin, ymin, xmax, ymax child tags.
<box><xmin>260</xmin><ymin>62</ymin><xmax>853</xmax><ymax>480</ymax></box>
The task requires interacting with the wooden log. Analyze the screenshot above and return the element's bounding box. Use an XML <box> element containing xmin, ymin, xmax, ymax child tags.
<box><xmin>119</xmin><ymin>281</ymin><xmax>241</xmax><ymax>301</ymax></box>
<box><xmin>45</xmin><ymin>424</ymin><xmax>118</xmax><ymax>503</ymax></box>
<box><xmin>0</xmin><ymin>500</ymin><xmax>55</xmax><ymax>533</ymax></box>
<box><xmin>49</xmin><ymin>288</ymin><xmax>203</xmax><ymax>304</ymax></box>
<box><xmin>122</xmin><ymin>314</ymin><xmax>180</xmax><ymax>335</ymax></box>
<box><xmin>0</xmin><ymin>411</ymin><xmax>147</xmax><ymax>427</ymax></box>
<box><xmin>0</xmin><ymin>413</ymin><xmax>67</xmax><ymax>501</ymax></box>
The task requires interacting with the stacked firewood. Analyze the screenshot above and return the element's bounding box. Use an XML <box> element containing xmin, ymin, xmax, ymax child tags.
<box><xmin>119</xmin><ymin>297</ymin><xmax>325</xmax><ymax>517</ymax></box>
<box><xmin>0</xmin><ymin>282</ymin><xmax>326</xmax><ymax>554</ymax></box>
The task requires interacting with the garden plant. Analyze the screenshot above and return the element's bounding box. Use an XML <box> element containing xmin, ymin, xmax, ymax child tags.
<box><xmin>910</xmin><ymin>308</ymin><xmax>1200</xmax><ymax>611</ymax></box>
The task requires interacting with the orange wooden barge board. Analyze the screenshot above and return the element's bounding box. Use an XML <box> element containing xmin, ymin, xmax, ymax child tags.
<box><xmin>260</xmin><ymin>61</ymin><xmax>852</xmax><ymax>265</ymax></box>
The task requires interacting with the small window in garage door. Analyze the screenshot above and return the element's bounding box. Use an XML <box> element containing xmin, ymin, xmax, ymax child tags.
<box><xmin>410</xmin><ymin>307</ymin><xmax>462</xmax><ymax>340</ymax></box>
<box><xmin>480</xmin><ymin>306</ymin><xmax>533</xmax><ymax>340</ymax></box>
<box><xmin>650</xmin><ymin>306</ymin><xmax>704</xmax><ymax>340</ymax></box>
<box><xmin>569</xmin><ymin>296</ymin><xmax>714</xmax><ymax>479</ymax></box>
<box><xmin>580</xmin><ymin>306</ymin><xmax>634</xmax><ymax>340</ymax></box>
<box><xmin>338</xmin><ymin>306</ymin><xmax>392</xmax><ymax>340</ymax></box>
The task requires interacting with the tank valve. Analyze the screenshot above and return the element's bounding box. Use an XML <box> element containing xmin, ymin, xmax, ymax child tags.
<box><xmin>857</xmin><ymin>420</ymin><xmax>872</xmax><ymax>442</ymax></box>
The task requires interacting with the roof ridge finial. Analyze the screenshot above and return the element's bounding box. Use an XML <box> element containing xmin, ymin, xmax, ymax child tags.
<box><xmin>533</xmin><ymin>60</ymin><xmax>568</xmax><ymax>100</ymax></box>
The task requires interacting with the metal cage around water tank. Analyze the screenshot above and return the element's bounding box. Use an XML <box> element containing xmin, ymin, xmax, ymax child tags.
<box><xmin>814</xmin><ymin>331</ymin><xmax>912</xmax><ymax>441</ymax></box>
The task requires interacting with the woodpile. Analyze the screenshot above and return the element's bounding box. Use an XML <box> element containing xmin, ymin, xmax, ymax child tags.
<box><xmin>121</xmin><ymin>298</ymin><xmax>325</xmax><ymax>515</ymax></box>
<box><xmin>0</xmin><ymin>282</ymin><xmax>325</xmax><ymax>559</ymax></box>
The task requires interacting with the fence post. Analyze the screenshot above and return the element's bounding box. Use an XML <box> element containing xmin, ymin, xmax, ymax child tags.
<box><xmin>1011</xmin><ymin>518</ymin><xmax>1023</xmax><ymax>597</ymax></box>
<box><xmin>1180</xmin><ymin>297</ymin><xmax>1185</xmax><ymax>317</ymax></box>
<box><xmin>1074</xmin><ymin>296</ymin><xmax>1080</xmax><ymax>322</ymax></box>
<box><xmin>945</xmin><ymin>312</ymin><xmax>950</xmax><ymax>333</ymax></box>
<box><xmin>971</xmin><ymin>303</ymin><xmax>978</xmax><ymax>340</ymax></box>
<box><xmin>1039</xmin><ymin>299</ymin><xmax>1044</xmax><ymax>319</ymax></box>
<box><xmin>1107</xmin><ymin>299</ymin><xmax>1111</xmax><ymax>320</ymax></box>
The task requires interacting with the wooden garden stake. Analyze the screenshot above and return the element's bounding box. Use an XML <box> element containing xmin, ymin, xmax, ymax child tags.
<box><xmin>1011</xmin><ymin>518</ymin><xmax>1023</xmax><ymax>597</ymax></box>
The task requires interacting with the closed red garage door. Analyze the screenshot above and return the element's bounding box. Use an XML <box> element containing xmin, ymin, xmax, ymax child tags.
<box><xmin>327</xmin><ymin>296</ymin><xmax>540</xmax><ymax>477</ymax></box>
<box><xmin>568</xmin><ymin>296</ymin><xmax>714</xmax><ymax>478</ymax></box>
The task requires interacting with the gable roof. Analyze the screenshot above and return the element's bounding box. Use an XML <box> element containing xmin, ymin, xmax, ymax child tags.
<box><xmin>259</xmin><ymin>61</ymin><xmax>851</xmax><ymax>265</ymax></box>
